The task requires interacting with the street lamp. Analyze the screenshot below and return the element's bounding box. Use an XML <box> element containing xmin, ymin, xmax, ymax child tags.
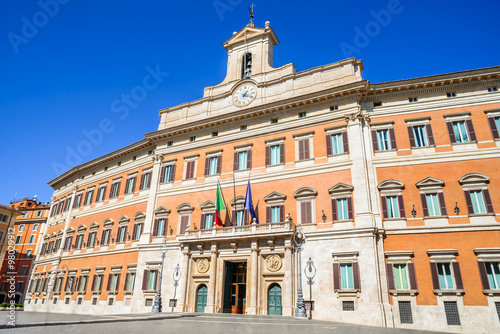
<box><xmin>171</xmin><ymin>263</ymin><xmax>181</xmax><ymax>312</ymax></box>
<box><xmin>304</xmin><ymin>257</ymin><xmax>316</xmax><ymax>319</ymax></box>
<box><xmin>152</xmin><ymin>235</ymin><xmax>168</xmax><ymax>312</ymax></box>
<box><xmin>293</xmin><ymin>222</ymin><xmax>307</xmax><ymax>318</ymax></box>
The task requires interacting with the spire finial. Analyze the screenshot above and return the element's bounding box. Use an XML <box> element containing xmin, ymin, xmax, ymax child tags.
<box><xmin>249</xmin><ymin>3</ymin><xmax>255</xmax><ymax>24</ymax></box>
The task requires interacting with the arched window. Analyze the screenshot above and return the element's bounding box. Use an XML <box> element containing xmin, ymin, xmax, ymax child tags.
<box><xmin>241</xmin><ymin>53</ymin><xmax>252</xmax><ymax>79</ymax></box>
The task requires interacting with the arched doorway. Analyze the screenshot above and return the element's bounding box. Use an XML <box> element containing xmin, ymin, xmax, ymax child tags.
<box><xmin>268</xmin><ymin>283</ymin><xmax>282</xmax><ymax>315</ymax></box>
<box><xmin>196</xmin><ymin>284</ymin><xmax>208</xmax><ymax>313</ymax></box>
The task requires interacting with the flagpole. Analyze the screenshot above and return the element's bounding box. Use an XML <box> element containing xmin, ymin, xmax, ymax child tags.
<box><xmin>217</xmin><ymin>179</ymin><xmax>230</xmax><ymax>227</ymax></box>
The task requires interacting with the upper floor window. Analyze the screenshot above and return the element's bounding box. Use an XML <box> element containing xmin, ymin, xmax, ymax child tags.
<box><xmin>18</xmin><ymin>224</ymin><xmax>25</xmax><ymax>232</ymax></box>
<box><xmin>36</xmin><ymin>210</ymin><xmax>43</xmax><ymax>217</ymax></box>
<box><xmin>124</xmin><ymin>176</ymin><xmax>137</xmax><ymax>194</ymax></box>
<box><xmin>91</xmin><ymin>274</ymin><xmax>104</xmax><ymax>292</ymax></box>
<box><xmin>416</xmin><ymin>176</ymin><xmax>447</xmax><ymax>217</ymax></box>
<box><xmin>264</xmin><ymin>191</ymin><xmax>286</xmax><ymax>223</ymax></box>
<box><xmin>109</xmin><ymin>181</ymin><xmax>121</xmax><ymax>199</ymax></box>
<box><xmin>117</xmin><ymin>225</ymin><xmax>127</xmax><ymax>243</ymax></box>
<box><xmin>73</xmin><ymin>193</ymin><xmax>83</xmax><ymax>209</ymax></box>
<box><xmin>183</xmin><ymin>156</ymin><xmax>198</xmax><ymax>180</ymax></box>
<box><xmin>204</xmin><ymin>154</ymin><xmax>222</xmax><ymax>176</ymax></box>
<box><xmin>458</xmin><ymin>173</ymin><xmax>494</xmax><ymax>216</ymax></box>
<box><xmin>83</xmin><ymin>189</ymin><xmax>94</xmax><ymax>206</ymax></box>
<box><xmin>87</xmin><ymin>231</ymin><xmax>97</xmax><ymax>247</ymax></box>
<box><xmin>233</xmin><ymin>146</ymin><xmax>252</xmax><ymax>171</ymax></box>
<box><xmin>371</xmin><ymin>125</ymin><xmax>397</xmax><ymax>152</ymax></box>
<box><xmin>385</xmin><ymin>251</ymin><xmax>418</xmax><ymax>292</ymax></box>
<box><xmin>332</xmin><ymin>252</ymin><xmax>360</xmax><ymax>292</ymax></box>
<box><xmin>107</xmin><ymin>273</ymin><xmax>121</xmax><ymax>292</ymax></box>
<box><xmin>139</xmin><ymin>171</ymin><xmax>152</xmax><ymax>190</ymax></box>
<box><xmin>475</xmin><ymin>248</ymin><xmax>500</xmax><ymax>291</ymax></box>
<box><xmin>32</xmin><ymin>223</ymin><xmax>39</xmax><ymax>231</ymax></box>
<box><xmin>241</xmin><ymin>53</ymin><xmax>252</xmax><ymax>79</ymax></box>
<box><xmin>152</xmin><ymin>218</ymin><xmax>167</xmax><ymax>237</ymax></box>
<box><xmin>407</xmin><ymin>123</ymin><xmax>435</xmax><ymax>148</ymax></box>
<box><xmin>329</xmin><ymin>182</ymin><xmax>354</xmax><ymax>223</ymax></box>
<box><xmin>428</xmin><ymin>249</ymin><xmax>463</xmax><ymax>292</ymax></box>
<box><xmin>28</xmin><ymin>235</ymin><xmax>35</xmax><ymax>244</ymax></box>
<box><xmin>64</xmin><ymin>197</ymin><xmax>72</xmax><ymax>211</ymax></box>
<box><xmin>201</xmin><ymin>213</ymin><xmax>214</xmax><ymax>229</ymax></box>
<box><xmin>294</xmin><ymin>132</ymin><xmax>314</xmax><ymax>162</ymax></box>
<box><xmin>444</xmin><ymin>113</ymin><xmax>476</xmax><ymax>144</ymax></box>
<box><xmin>96</xmin><ymin>185</ymin><xmax>107</xmax><ymax>202</ymax></box>
<box><xmin>160</xmin><ymin>163</ymin><xmax>176</xmax><ymax>183</ymax></box>
<box><xmin>101</xmin><ymin>229</ymin><xmax>111</xmax><ymax>246</ymax></box>
<box><xmin>378</xmin><ymin>179</ymin><xmax>406</xmax><ymax>219</ymax></box>
<box><xmin>488</xmin><ymin>116</ymin><xmax>500</xmax><ymax>140</ymax></box>
<box><xmin>326</xmin><ymin>130</ymin><xmax>349</xmax><ymax>156</ymax></box>
<box><xmin>265</xmin><ymin>139</ymin><xmax>285</xmax><ymax>166</ymax></box>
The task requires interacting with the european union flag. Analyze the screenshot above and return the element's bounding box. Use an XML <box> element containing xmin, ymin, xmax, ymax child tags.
<box><xmin>244</xmin><ymin>180</ymin><xmax>259</xmax><ymax>224</ymax></box>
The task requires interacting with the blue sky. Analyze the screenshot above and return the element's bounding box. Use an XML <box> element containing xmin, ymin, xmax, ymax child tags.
<box><xmin>0</xmin><ymin>0</ymin><xmax>499</xmax><ymax>205</ymax></box>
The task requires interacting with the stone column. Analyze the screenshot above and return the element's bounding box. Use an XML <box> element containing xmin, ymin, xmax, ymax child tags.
<box><xmin>206</xmin><ymin>243</ymin><xmax>218</xmax><ymax>313</ymax></box>
<box><xmin>247</xmin><ymin>240</ymin><xmax>259</xmax><ymax>314</ymax></box>
<box><xmin>139</xmin><ymin>153</ymin><xmax>163</xmax><ymax>244</ymax></box>
<box><xmin>283</xmin><ymin>238</ymin><xmax>293</xmax><ymax>316</ymax></box>
<box><xmin>176</xmin><ymin>244</ymin><xmax>190</xmax><ymax>312</ymax></box>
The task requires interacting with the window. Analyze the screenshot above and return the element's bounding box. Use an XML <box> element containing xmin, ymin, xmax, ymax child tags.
<box><xmin>447</xmin><ymin>92</ymin><xmax>456</xmax><ymax>98</ymax></box>
<box><xmin>64</xmin><ymin>197</ymin><xmax>72</xmax><ymax>211</ymax></box>
<box><xmin>263</xmin><ymin>191</ymin><xmax>286</xmax><ymax>224</ymax></box>
<box><xmin>234</xmin><ymin>149</ymin><xmax>251</xmax><ymax>171</ymax></box>
<box><xmin>91</xmin><ymin>274</ymin><xmax>104</xmax><ymax>292</ymax></box>
<box><xmin>140</xmin><ymin>171</ymin><xmax>152</xmax><ymax>190</ymax></box>
<box><xmin>385</xmin><ymin>196</ymin><xmax>402</xmax><ymax>218</ymax></box>
<box><xmin>190</xmin><ymin>136</ymin><xmax>196</xmax><ymax>142</ymax></box>
<box><xmin>408</xmin><ymin>124</ymin><xmax>435</xmax><ymax>148</ymax></box>
<box><xmin>65</xmin><ymin>276</ymin><xmax>77</xmax><ymax>292</ymax></box>
<box><xmin>142</xmin><ymin>270</ymin><xmax>158</xmax><ymax>291</ymax></box>
<box><xmin>124</xmin><ymin>272</ymin><xmax>136</xmax><ymax>291</ymax></box>
<box><xmin>487</xmin><ymin>115</ymin><xmax>500</xmax><ymax>140</ymax></box>
<box><xmin>124</xmin><ymin>176</ymin><xmax>137</xmax><ymax>194</ymax></box>
<box><xmin>1</xmin><ymin>214</ymin><xmax>8</xmax><ymax>222</ymax></box>
<box><xmin>160</xmin><ymin>164</ymin><xmax>175</xmax><ymax>183</ymax></box>
<box><xmin>78</xmin><ymin>276</ymin><xmax>88</xmax><ymax>293</ymax></box>
<box><xmin>332</xmin><ymin>198</ymin><xmax>352</xmax><ymax>221</ymax></box>
<box><xmin>25</xmin><ymin>249</ymin><xmax>32</xmax><ymax>258</ymax></box>
<box><xmin>18</xmin><ymin>224</ymin><xmax>25</xmax><ymax>232</ymax></box>
<box><xmin>101</xmin><ymin>229</ymin><xmax>111</xmax><ymax>245</ymax></box>
<box><xmin>201</xmin><ymin>213</ymin><xmax>214</xmax><ymax>229</ymax></box>
<box><xmin>446</xmin><ymin>119</ymin><xmax>476</xmax><ymax>144</ymax></box>
<box><xmin>28</xmin><ymin>235</ymin><xmax>35</xmax><ymax>244</ymax></box>
<box><xmin>184</xmin><ymin>160</ymin><xmax>196</xmax><ymax>179</ymax></box>
<box><xmin>152</xmin><ymin>219</ymin><xmax>167</xmax><ymax>237</ymax></box>
<box><xmin>458</xmin><ymin>173</ymin><xmax>494</xmax><ymax>216</ymax></box>
<box><xmin>204</xmin><ymin>156</ymin><xmax>221</xmax><ymax>176</ymax></box>
<box><xmin>83</xmin><ymin>189</ymin><xmax>94</xmax><ymax>206</ymax></box>
<box><xmin>297</xmin><ymin>138</ymin><xmax>311</xmax><ymax>161</ymax></box>
<box><xmin>488</xmin><ymin>87</ymin><xmax>498</xmax><ymax>92</ymax></box>
<box><xmin>179</xmin><ymin>215</ymin><xmax>190</xmax><ymax>233</ymax></box>
<box><xmin>32</xmin><ymin>223</ymin><xmax>39</xmax><ymax>231</ymax></box>
<box><xmin>132</xmin><ymin>223</ymin><xmax>144</xmax><ymax>240</ymax></box>
<box><xmin>107</xmin><ymin>273</ymin><xmax>121</xmax><ymax>292</ymax></box>
<box><xmin>469</xmin><ymin>190</ymin><xmax>487</xmax><ymax>214</ymax></box>
<box><xmin>300</xmin><ymin>201</ymin><xmax>312</xmax><ymax>224</ymax></box>
<box><xmin>167</xmin><ymin>141</ymin><xmax>173</xmax><ymax>146</ymax></box>
<box><xmin>63</xmin><ymin>236</ymin><xmax>73</xmax><ymax>250</ymax></box>
<box><xmin>240</xmin><ymin>125</ymin><xmax>247</xmax><ymax>131</ymax></box>
<box><xmin>342</xmin><ymin>301</ymin><xmax>355</xmax><ymax>311</ymax></box>
<box><xmin>429</xmin><ymin>260</ymin><xmax>463</xmax><ymax>291</ymax></box>
<box><xmin>74</xmin><ymin>234</ymin><xmax>84</xmax><ymax>249</ymax></box>
<box><xmin>54</xmin><ymin>277</ymin><xmax>63</xmax><ymax>293</ymax></box>
<box><xmin>109</xmin><ymin>181</ymin><xmax>121</xmax><ymax>199</ymax></box>
<box><xmin>21</xmin><ymin>212</ymin><xmax>29</xmax><ymax>218</ymax></box>
<box><xmin>15</xmin><ymin>282</ymin><xmax>23</xmax><ymax>292</ymax></box>
<box><xmin>269</xmin><ymin>206</ymin><xmax>281</xmax><ymax>223</ymax></box>
<box><xmin>326</xmin><ymin>132</ymin><xmax>349</xmax><ymax>155</ymax></box>
<box><xmin>96</xmin><ymin>185</ymin><xmax>107</xmax><ymax>202</ymax></box>
<box><xmin>408</xmin><ymin>97</ymin><xmax>418</xmax><ymax>102</ymax></box>
<box><xmin>87</xmin><ymin>232</ymin><xmax>97</xmax><ymax>247</ymax></box>
<box><xmin>54</xmin><ymin>238</ymin><xmax>61</xmax><ymax>252</ymax></box>
<box><xmin>485</xmin><ymin>262</ymin><xmax>500</xmax><ymax>289</ymax></box>
<box><xmin>236</xmin><ymin>210</ymin><xmax>245</xmax><ymax>226</ymax></box>
<box><xmin>298</xmin><ymin>112</ymin><xmax>306</xmax><ymax>118</ymax></box>
<box><xmin>0</xmin><ymin>231</ymin><xmax>4</xmax><ymax>244</ymax></box>
<box><xmin>330</xmin><ymin>105</ymin><xmax>339</xmax><ymax>111</ymax></box>
<box><xmin>212</xmin><ymin>131</ymin><xmax>218</xmax><ymax>137</ymax></box>
<box><xmin>36</xmin><ymin>210</ymin><xmax>43</xmax><ymax>217</ymax></box>
<box><xmin>116</xmin><ymin>226</ymin><xmax>127</xmax><ymax>243</ymax></box>
<box><xmin>371</xmin><ymin>127</ymin><xmax>397</xmax><ymax>152</ymax></box>
<box><xmin>373</xmin><ymin>101</ymin><xmax>382</xmax><ymax>107</ymax></box>
<box><xmin>20</xmin><ymin>266</ymin><xmax>28</xmax><ymax>276</ymax></box>
<box><xmin>271</xmin><ymin>118</ymin><xmax>278</xmax><ymax>124</ymax></box>
<box><xmin>265</xmin><ymin>142</ymin><xmax>284</xmax><ymax>166</ymax></box>
<box><xmin>444</xmin><ymin>301</ymin><xmax>461</xmax><ymax>326</ymax></box>
<box><xmin>15</xmin><ymin>235</ymin><xmax>21</xmax><ymax>244</ymax></box>
<box><xmin>333</xmin><ymin>257</ymin><xmax>360</xmax><ymax>292</ymax></box>
<box><xmin>398</xmin><ymin>301</ymin><xmax>413</xmax><ymax>324</ymax></box>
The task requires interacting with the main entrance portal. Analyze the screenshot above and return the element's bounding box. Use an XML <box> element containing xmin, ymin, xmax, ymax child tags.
<box><xmin>223</xmin><ymin>262</ymin><xmax>247</xmax><ymax>314</ymax></box>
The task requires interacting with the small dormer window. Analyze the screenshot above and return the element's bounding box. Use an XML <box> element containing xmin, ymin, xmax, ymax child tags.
<box><xmin>242</xmin><ymin>53</ymin><xmax>252</xmax><ymax>79</ymax></box>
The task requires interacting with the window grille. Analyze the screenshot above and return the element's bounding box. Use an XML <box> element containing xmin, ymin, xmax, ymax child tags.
<box><xmin>444</xmin><ymin>301</ymin><xmax>461</xmax><ymax>325</ymax></box>
<box><xmin>495</xmin><ymin>302</ymin><xmax>500</xmax><ymax>322</ymax></box>
<box><xmin>398</xmin><ymin>301</ymin><xmax>413</xmax><ymax>324</ymax></box>
<box><xmin>342</xmin><ymin>300</ymin><xmax>355</xmax><ymax>311</ymax></box>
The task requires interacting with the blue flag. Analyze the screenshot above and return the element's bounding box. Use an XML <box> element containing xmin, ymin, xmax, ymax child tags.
<box><xmin>244</xmin><ymin>180</ymin><xmax>259</xmax><ymax>224</ymax></box>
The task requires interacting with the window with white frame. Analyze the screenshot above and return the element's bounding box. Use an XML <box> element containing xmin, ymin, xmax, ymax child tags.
<box><xmin>294</xmin><ymin>187</ymin><xmax>317</xmax><ymax>225</ymax></box>
<box><xmin>101</xmin><ymin>228</ymin><xmax>111</xmax><ymax>246</ymax></box>
<box><xmin>153</xmin><ymin>218</ymin><xmax>167</xmax><ymax>236</ymax></box>
<box><xmin>385</xmin><ymin>251</ymin><xmax>418</xmax><ymax>292</ymax></box>
<box><xmin>109</xmin><ymin>180</ymin><xmax>121</xmax><ymax>199</ymax></box>
<box><xmin>124</xmin><ymin>272</ymin><xmax>136</xmax><ymax>292</ymax></box>
<box><xmin>458</xmin><ymin>173</ymin><xmax>494</xmax><ymax>216</ymax></box>
<box><xmin>325</xmin><ymin>127</ymin><xmax>349</xmax><ymax>156</ymax></box>
<box><xmin>200</xmin><ymin>200</ymin><xmax>216</xmax><ymax>229</ymax></box>
<box><xmin>378</xmin><ymin>179</ymin><xmax>406</xmax><ymax>219</ymax></box>
<box><xmin>264</xmin><ymin>191</ymin><xmax>286</xmax><ymax>223</ymax></box>
<box><xmin>230</xmin><ymin>196</ymin><xmax>248</xmax><ymax>226</ymax></box>
<box><xmin>265</xmin><ymin>138</ymin><xmax>285</xmax><ymax>166</ymax></box>
<box><xmin>485</xmin><ymin>109</ymin><xmax>500</xmax><ymax>140</ymax></box>
<box><xmin>18</xmin><ymin>224</ymin><xmax>25</xmax><ymax>232</ymax></box>
<box><xmin>444</xmin><ymin>112</ymin><xmax>477</xmax><ymax>144</ymax></box>
<box><xmin>371</xmin><ymin>123</ymin><xmax>397</xmax><ymax>152</ymax></box>
<box><xmin>142</xmin><ymin>269</ymin><xmax>158</xmax><ymax>291</ymax></box>
<box><xmin>160</xmin><ymin>161</ymin><xmax>176</xmax><ymax>183</ymax></box>
<box><xmin>177</xmin><ymin>203</ymin><xmax>194</xmax><ymax>234</ymax></box>
<box><xmin>204</xmin><ymin>151</ymin><xmax>222</xmax><ymax>176</ymax></box>
<box><xmin>233</xmin><ymin>145</ymin><xmax>252</xmax><ymax>171</ymax></box>
<box><xmin>474</xmin><ymin>248</ymin><xmax>500</xmax><ymax>292</ymax></box>
<box><xmin>139</xmin><ymin>170</ymin><xmax>152</xmax><ymax>190</ymax></box>
<box><xmin>416</xmin><ymin>176</ymin><xmax>448</xmax><ymax>218</ymax></box>
<box><xmin>36</xmin><ymin>210</ymin><xmax>43</xmax><ymax>217</ymax></box>
<box><xmin>427</xmin><ymin>250</ymin><xmax>464</xmax><ymax>292</ymax></box>
<box><xmin>405</xmin><ymin>117</ymin><xmax>435</xmax><ymax>148</ymax></box>
<box><xmin>95</xmin><ymin>184</ymin><xmax>107</xmax><ymax>202</ymax></box>
<box><xmin>107</xmin><ymin>273</ymin><xmax>121</xmax><ymax>292</ymax></box>
<box><xmin>124</xmin><ymin>175</ymin><xmax>137</xmax><ymax>194</ymax></box>
<box><xmin>28</xmin><ymin>235</ymin><xmax>35</xmax><ymax>244</ymax></box>
<box><xmin>293</xmin><ymin>132</ymin><xmax>314</xmax><ymax>161</ymax></box>
<box><xmin>329</xmin><ymin>182</ymin><xmax>354</xmax><ymax>222</ymax></box>
<box><xmin>91</xmin><ymin>274</ymin><xmax>104</xmax><ymax>292</ymax></box>
<box><xmin>332</xmin><ymin>251</ymin><xmax>361</xmax><ymax>292</ymax></box>
<box><xmin>83</xmin><ymin>188</ymin><xmax>94</xmax><ymax>206</ymax></box>
<box><xmin>32</xmin><ymin>223</ymin><xmax>39</xmax><ymax>231</ymax></box>
<box><xmin>183</xmin><ymin>155</ymin><xmax>199</xmax><ymax>180</ymax></box>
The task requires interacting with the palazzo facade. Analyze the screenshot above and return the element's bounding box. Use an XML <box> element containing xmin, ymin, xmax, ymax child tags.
<box><xmin>25</xmin><ymin>22</ymin><xmax>500</xmax><ymax>333</ymax></box>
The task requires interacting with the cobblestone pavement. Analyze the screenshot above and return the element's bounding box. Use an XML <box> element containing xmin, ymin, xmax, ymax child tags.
<box><xmin>0</xmin><ymin>311</ymin><xmax>442</xmax><ymax>334</ymax></box>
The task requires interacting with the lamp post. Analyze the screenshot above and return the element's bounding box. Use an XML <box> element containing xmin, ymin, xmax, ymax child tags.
<box><xmin>152</xmin><ymin>236</ymin><xmax>168</xmax><ymax>312</ymax></box>
<box><xmin>293</xmin><ymin>222</ymin><xmax>307</xmax><ymax>318</ymax></box>
<box><xmin>304</xmin><ymin>257</ymin><xmax>316</xmax><ymax>319</ymax></box>
<box><xmin>171</xmin><ymin>263</ymin><xmax>181</xmax><ymax>312</ymax></box>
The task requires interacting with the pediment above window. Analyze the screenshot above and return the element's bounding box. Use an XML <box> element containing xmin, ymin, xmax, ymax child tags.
<box><xmin>89</xmin><ymin>222</ymin><xmax>99</xmax><ymax>232</ymax></box>
<box><xmin>118</xmin><ymin>215</ymin><xmax>130</xmax><ymax>223</ymax></box>
<box><xmin>134</xmin><ymin>211</ymin><xmax>146</xmax><ymax>222</ymax></box>
<box><xmin>377</xmin><ymin>179</ymin><xmax>405</xmax><ymax>191</ymax></box>
<box><xmin>65</xmin><ymin>227</ymin><xmax>75</xmax><ymax>236</ymax></box>
<box><xmin>328</xmin><ymin>182</ymin><xmax>354</xmax><ymax>195</ymax></box>
<box><xmin>154</xmin><ymin>206</ymin><xmax>171</xmax><ymax>215</ymax></box>
<box><xmin>200</xmin><ymin>200</ymin><xmax>215</xmax><ymax>211</ymax></box>
<box><xmin>264</xmin><ymin>191</ymin><xmax>287</xmax><ymax>203</ymax></box>
<box><xmin>230</xmin><ymin>196</ymin><xmax>246</xmax><ymax>206</ymax></box>
<box><xmin>293</xmin><ymin>187</ymin><xmax>318</xmax><ymax>199</ymax></box>
<box><xmin>458</xmin><ymin>173</ymin><xmax>489</xmax><ymax>185</ymax></box>
<box><xmin>103</xmin><ymin>219</ymin><xmax>114</xmax><ymax>228</ymax></box>
<box><xmin>77</xmin><ymin>224</ymin><xmax>87</xmax><ymax>233</ymax></box>
<box><xmin>416</xmin><ymin>176</ymin><xmax>445</xmax><ymax>189</ymax></box>
<box><xmin>177</xmin><ymin>202</ymin><xmax>194</xmax><ymax>213</ymax></box>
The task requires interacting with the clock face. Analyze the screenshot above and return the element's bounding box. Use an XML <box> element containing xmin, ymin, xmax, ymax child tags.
<box><xmin>233</xmin><ymin>84</ymin><xmax>257</xmax><ymax>107</ymax></box>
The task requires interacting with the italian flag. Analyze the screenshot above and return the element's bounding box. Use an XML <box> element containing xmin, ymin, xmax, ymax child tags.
<box><xmin>215</xmin><ymin>183</ymin><xmax>226</xmax><ymax>227</ymax></box>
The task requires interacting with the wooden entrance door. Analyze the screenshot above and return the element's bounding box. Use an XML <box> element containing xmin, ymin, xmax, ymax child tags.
<box><xmin>268</xmin><ymin>283</ymin><xmax>282</xmax><ymax>315</ymax></box>
<box><xmin>223</xmin><ymin>262</ymin><xmax>247</xmax><ymax>314</ymax></box>
<box><xmin>196</xmin><ymin>284</ymin><xmax>207</xmax><ymax>312</ymax></box>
